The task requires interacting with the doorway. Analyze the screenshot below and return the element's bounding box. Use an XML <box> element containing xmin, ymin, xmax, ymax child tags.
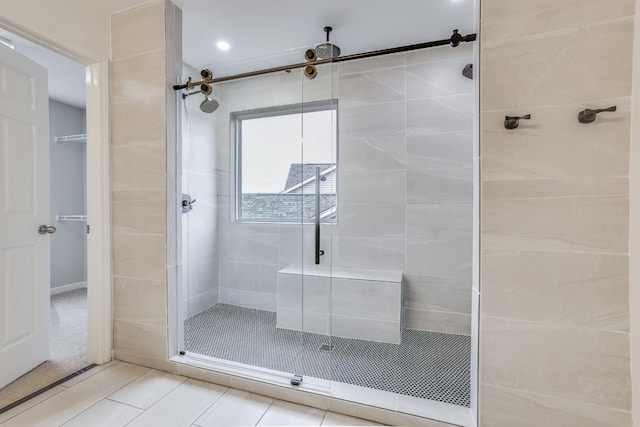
<box><xmin>0</xmin><ymin>28</ymin><xmax>90</xmax><ymax>410</ymax></box>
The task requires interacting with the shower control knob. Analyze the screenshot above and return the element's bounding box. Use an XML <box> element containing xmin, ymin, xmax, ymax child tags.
<box><xmin>38</xmin><ymin>225</ymin><xmax>57</xmax><ymax>235</ymax></box>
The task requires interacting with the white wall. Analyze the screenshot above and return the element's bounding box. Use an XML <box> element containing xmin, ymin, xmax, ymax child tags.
<box><xmin>0</xmin><ymin>0</ymin><xmax>111</xmax><ymax>63</ymax></box>
<box><xmin>49</xmin><ymin>99</ymin><xmax>87</xmax><ymax>289</ymax></box>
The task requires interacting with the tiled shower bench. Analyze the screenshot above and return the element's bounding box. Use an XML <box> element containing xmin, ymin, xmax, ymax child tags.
<box><xmin>276</xmin><ymin>265</ymin><xmax>404</xmax><ymax>344</ymax></box>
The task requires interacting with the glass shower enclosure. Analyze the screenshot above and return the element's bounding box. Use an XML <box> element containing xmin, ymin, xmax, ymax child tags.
<box><xmin>173</xmin><ymin>36</ymin><xmax>475</xmax><ymax>421</ymax></box>
<box><xmin>178</xmin><ymin>46</ymin><xmax>338</xmax><ymax>393</ymax></box>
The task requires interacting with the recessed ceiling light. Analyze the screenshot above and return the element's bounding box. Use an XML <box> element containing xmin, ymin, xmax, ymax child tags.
<box><xmin>217</xmin><ymin>41</ymin><xmax>230</xmax><ymax>51</ymax></box>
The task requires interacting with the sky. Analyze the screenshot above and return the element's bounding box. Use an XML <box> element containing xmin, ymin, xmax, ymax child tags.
<box><xmin>241</xmin><ymin>109</ymin><xmax>336</xmax><ymax>193</ymax></box>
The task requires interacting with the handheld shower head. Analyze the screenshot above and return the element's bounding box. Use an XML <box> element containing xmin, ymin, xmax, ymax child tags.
<box><xmin>200</xmin><ymin>95</ymin><xmax>219</xmax><ymax>113</ymax></box>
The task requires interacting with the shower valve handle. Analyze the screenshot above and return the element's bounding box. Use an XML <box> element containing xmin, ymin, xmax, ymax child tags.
<box><xmin>578</xmin><ymin>106</ymin><xmax>616</xmax><ymax>123</ymax></box>
<box><xmin>504</xmin><ymin>114</ymin><xmax>531</xmax><ymax>130</ymax></box>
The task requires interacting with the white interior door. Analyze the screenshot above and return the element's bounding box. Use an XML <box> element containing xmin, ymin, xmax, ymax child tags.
<box><xmin>0</xmin><ymin>44</ymin><xmax>50</xmax><ymax>389</ymax></box>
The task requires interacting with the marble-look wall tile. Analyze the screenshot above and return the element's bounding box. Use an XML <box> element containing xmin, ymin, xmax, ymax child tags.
<box><xmin>331</xmin><ymin>278</ymin><xmax>401</xmax><ymax>322</ymax></box>
<box><xmin>332</xmin><ymin>237</ymin><xmax>405</xmax><ymax>272</ymax></box>
<box><xmin>339</xmin><ymin>52</ymin><xmax>405</xmax><ymax>75</ymax></box>
<box><xmin>214</xmin><ymin>118</ymin><xmax>231</xmax><ymax>172</ymax></box>
<box><xmin>277</xmin><ymin>273</ymin><xmax>303</xmax><ymax>311</ymax></box>
<box><xmin>403</xmin><ymin>275</ymin><xmax>471</xmax><ymax>314</ymax></box>
<box><xmin>339</xmin><ymin>135</ymin><xmax>406</xmax><ymax>172</ymax></box>
<box><xmin>481</xmin><ymin>316</ymin><xmax>631</xmax><ymax>410</ymax></box>
<box><xmin>406</xmin><ymin>44</ymin><xmax>473</xmax><ymax>66</ymax></box>
<box><xmin>483</xmin><ymin>179</ymin><xmax>628</xmax><ymax>254</ymax></box>
<box><xmin>406</xmin><ymin>240</ymin><xmax>472</xmax><ymax>279</ymax></box>
<box><xmin>339</xmin><ymin>67</ymin><xmax>406</xmax><ymax>108</ymax></box>
<box><xmin>112</xmin><ymin>142</ymin><xmax>166</xmax><ymax>190</ymax></box>
<box><xmin>407</xmin><ymin>168</ymin><xmax>473</xmax><ymax>204</ymax></box>
<box><xmin>113</xmin><ymin>233</ymin><xmax>166</xmax><ymax>281</ymax></box>
<box><xmin>482</xmin><ymin>250</ymin><xmax>629</xmax><ymax>332</ymax></box>
<box><xmin>406</xmin><ymin>203</ymin><xmax>472</xmax><ymax>241</ymax></box>
<box><xmin>278</xmin><ymin>226</ymin><xmax>332</xmax><ymax>266</ymax></box>
<box><xmin>331</xmin><ymin>315</ymin><xmax>400</xmax><ymax>344</ymax></box>
<box><xmin>404</xmin><ymin>308</ymin><xmax>470</xmax><ymax>335</ymax></box>
<box><xmin>188</xmin><ymin>289</ymin><xmax>217</xmax><ymax>316</ymax></box>
<box><xmin>339</xmin><ymin>101</ymin><xmax>405</xmax><ymax>138</ymax></box>
<box><xmin>227</xmin><ymin>261</ymin><xmax>281</xmax><ymax>294</ymax></box>
<box><xmin>407</xmin><ymin>94</ymin><xmax>474</xmax><ymax>136</ymax></box>
<box><xmin>113</xmin><ymin>319</ymin><xmax>167</xmax><ymax>361</ymax></box>
<box><xmin>277</xmin><ymin>274</ymin><xmax>331</xmax><ymax>314</ymax></box>
<box><xmin>227</xmin><ymin>288</ymin><xmax>277</xmax><ymax>312</ymax></box>
<box><xmin>184</xmin><ymin>138</ymin><xmax>219</xmax><ymax>176</ymax></box>
<box><xmin>114</xmin><ymin>277</ymin><xmax>167</xmax><ymax>325</ymax></box>
<box><xmin>407</xmin><ymin>131</ymin><xmax>473</xmax><ymax>170</ymax></box>
<box><xmin>208</xmin><ymin>44</ymin><xmax>472</xmax><ymax>337</ymax></box>
<box><xmin>481</xmin><ymin>0</ymin><xmax>635</xmax><ymax>44</ymax></box>
<box><xmin>111</xmin><ymin>2</ymin><xmax>165</xmax><ymax>60</ymax></box>
<box><xmin>111</xmin><ymin>0</ymin><xmax>172</xmax><ymax>367</ymax></box>
<box><xmin>406</xmin><ymin>58</ymin><xmax>474</xmax><ymax>100</ymax></box>
<box><xmin>336</xmin><ymin>204</ymin><xmax>405</xmax><ymax>238</ymax></box>
<box><xmin>339</xmin><ymin>170</ymin><xmax>406</xmax><ymax>205</ymax></box>
<box><xmin>481</xmin><ymin>20</ymin><xmax>633</xmax><ymax>111</ymax></box>
<box><xmin>111</xmin><ymin>49</ymin><xmax>166</xmax><ymax>105</ymax></box>
<box><xmin>481</xmin><ymin>101</ymin><xmax>630</xmax><ymax>180</ymax></box>
<box><xmin>112</xmin><ymin>190</ymin><xmax>166</xmax><ymax>234</ymax></box>
<box><xmin>480</xmin><ymin>383</ymin><xmax>632</xmax><ymax>427</ymax></box>
<box><xmin>226</xmin><ymin>231</ymin><xmax>280</xmax><ymax>264</ymax></box>
<box><xmin>111</xmin><ymin>98</ymin><xmax>166</xmax><ymax>145</ymax></box>
<box><xmin>479</xmin><ymin>0</ymin><xmax>635</xmax><ymax>425</ymax></box>
<box><xmin>186</xmin><ymin>261</ymin><xmax>218</xmax><ymax>296</ymax></box>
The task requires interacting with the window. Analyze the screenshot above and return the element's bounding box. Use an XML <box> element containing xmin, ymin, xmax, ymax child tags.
<box><xmin>231</xmin><ymin>100</ymin><xmax>337</xmax><ymax>223</ymax></box>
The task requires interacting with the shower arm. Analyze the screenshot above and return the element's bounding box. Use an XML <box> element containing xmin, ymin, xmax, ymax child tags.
<box><xmin>173</xmin><ymin>31</ymin><xmax>477</xmax><ymax>91</ymax></box>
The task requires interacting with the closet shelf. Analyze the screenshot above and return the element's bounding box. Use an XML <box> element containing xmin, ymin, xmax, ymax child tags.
<box><xmin>54</xmin><ymin>133</ymin><xmax>87</xmax><ymax>143</ymax></box>
<box><xmin>56</xmin><ymin>214</ymin><xmax>87</xmax><ymax>222</ymax></box>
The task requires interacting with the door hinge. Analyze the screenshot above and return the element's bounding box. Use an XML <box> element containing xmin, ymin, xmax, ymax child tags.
<box><xmin>86</xmin><ymin>224</ymin><xmax>90</xmax><ymax>234</ymax></box>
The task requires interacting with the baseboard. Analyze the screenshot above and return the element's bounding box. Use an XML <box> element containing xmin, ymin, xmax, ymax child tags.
<box><xmin>51</xmin><ymin>281</ymin><xmax>87</xmax><ymax>295</ymax></box>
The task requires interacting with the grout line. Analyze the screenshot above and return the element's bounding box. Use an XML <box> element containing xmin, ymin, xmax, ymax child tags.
<box><xmin>187</xmin><ymin>382</ymin><xmax>230</xmax><ymax>425</ymax></box>
<box><xmin>319</xmin><ymin>410</ymin><xmax>328</xmax><ymax>426</ymax></box>
<box><xmin>254</xmin><ymin>400</ymin><xmax>275</xmax><ymax>426</ymax></box>
<box><xmin>105</xmin><ymin>397</ymin><xmax>147</xmax><ymax>411</ymax></box>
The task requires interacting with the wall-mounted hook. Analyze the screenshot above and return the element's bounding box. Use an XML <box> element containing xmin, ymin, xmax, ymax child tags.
<box><xmin>578</xmin><ymin>106</ymin><xmax>616</xmax><ymax>123</ymax></box>
<box><xmin>504</xmin><ymin>114</ymin><xmax>531</xmax><ymax>130</ymax></box>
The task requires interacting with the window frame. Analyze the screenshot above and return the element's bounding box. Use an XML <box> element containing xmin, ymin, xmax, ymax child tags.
<box><xmin>230</xmin><ymin>99</ymin><xmax>339</xmax><ymax>224</ymax></box>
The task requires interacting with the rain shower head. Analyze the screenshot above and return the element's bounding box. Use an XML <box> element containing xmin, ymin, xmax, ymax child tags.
<box><xmin>200</xmin><ymin>95</ymin><xmax>219</xmax><ymax>113</ymax></box>
<box><xmin>316</xmin><ymin>26</ymin><xmax>341</xmax><ymax>60</ymax></box>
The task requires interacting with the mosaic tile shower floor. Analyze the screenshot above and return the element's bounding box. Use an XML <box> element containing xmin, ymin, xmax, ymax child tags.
<box><xmin>185</xmin><ymin>303</ymin><xmax>470</xmax><ymax>407</ymax></box>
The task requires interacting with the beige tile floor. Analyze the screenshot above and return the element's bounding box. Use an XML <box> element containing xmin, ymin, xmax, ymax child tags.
<box><xmin>0</xmin><ymin>361</ymin><xmax>382</xmax><ymax>426</ymax></box>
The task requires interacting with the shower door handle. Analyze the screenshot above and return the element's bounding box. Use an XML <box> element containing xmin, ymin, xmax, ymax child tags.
<box><xmin>315</xmin><ymin>167</ymin><xmax>324</xmax><ymax>265</ymax></box>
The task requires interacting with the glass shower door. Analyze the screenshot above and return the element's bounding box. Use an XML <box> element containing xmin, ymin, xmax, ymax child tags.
<box><xmin>177</xmin><ymin>46</ymin><xmax>338</xmax><ymax>393</ymax></box>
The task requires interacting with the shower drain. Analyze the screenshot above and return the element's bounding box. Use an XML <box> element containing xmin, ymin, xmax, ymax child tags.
<box><xmin>318</xmin><ymin>343</ymin><xmax>334</xmax><ymax>352</ymax></box>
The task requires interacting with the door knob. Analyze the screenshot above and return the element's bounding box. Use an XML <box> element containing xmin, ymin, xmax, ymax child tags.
<box><xmin>38</xmin><ymin>225</ymin><xmax>56</xmax><ymax>235</ymax></box>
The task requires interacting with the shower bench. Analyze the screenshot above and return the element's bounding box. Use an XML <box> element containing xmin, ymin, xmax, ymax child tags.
<box><xmin>276</xmin><ymin>265</ymin><xmax>404</xmax><ymax>344</ymax></box>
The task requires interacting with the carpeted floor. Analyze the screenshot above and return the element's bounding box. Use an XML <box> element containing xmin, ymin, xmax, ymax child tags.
<box><xmin>0</xmin><ymin>288</ymin><xmax>88</xmax><ymax>409</ymax></box>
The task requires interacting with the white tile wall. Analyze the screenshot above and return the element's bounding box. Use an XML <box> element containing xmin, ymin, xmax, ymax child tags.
<box><xmin>207</xmin><ymin>47</ymin><xmax>474</xmax><ymax>334</ymax></box>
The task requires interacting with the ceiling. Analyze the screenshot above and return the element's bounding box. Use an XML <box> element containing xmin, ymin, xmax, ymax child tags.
<box><xmin>0</xmin><ymin>0</ymin><xmax>475</xmax><ymax>109</ymax></box>
<box><xmin>173</xmin><ymin>0</ymin><xmax>475</xmax><ymax>76</ymax></box>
